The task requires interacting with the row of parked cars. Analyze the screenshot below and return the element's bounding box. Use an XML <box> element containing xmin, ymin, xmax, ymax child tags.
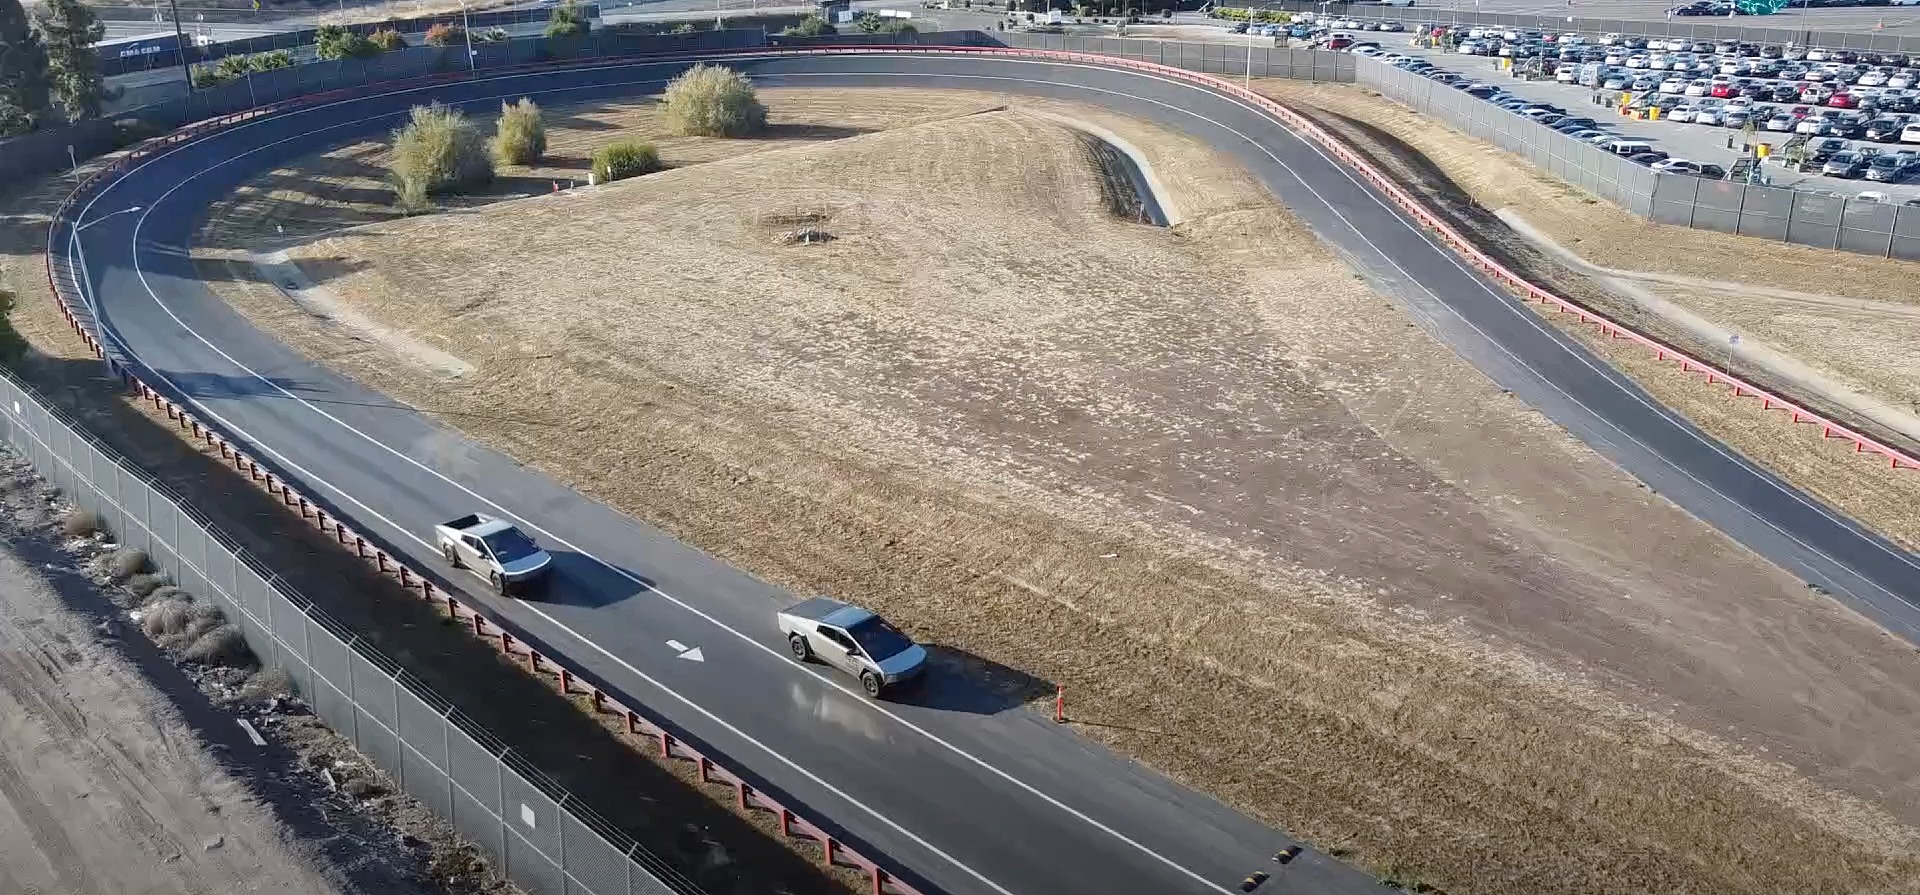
<box><xmin>1362</xmin><ymin>49</ymin><xmax>1733</xmax><ymax>176</ymax></box>
<box><xmin>1387</xmin><ymin>23</ymin><xmax>1920</xmax><ymax>190</ymax></box>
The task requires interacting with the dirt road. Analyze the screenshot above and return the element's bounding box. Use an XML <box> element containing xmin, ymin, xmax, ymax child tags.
<box><xmin>0</xmin><ymin>482</ymin><xmax>348</xmax><ymax>895</ymax></box>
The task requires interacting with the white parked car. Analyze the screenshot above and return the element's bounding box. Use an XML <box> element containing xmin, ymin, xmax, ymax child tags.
<box><xmin>1696</xmin><ymin>107</ymin><xmax>1724</xmax><ymax>126</ymax></box>
<box><xmin>1625</xmin><ymin>54</ymin><xmax>1650</xmax><ymax>69</ymax></box>
<box><xmin>1901</xmin><ymin>122</ymin><xmax>1920</xmax><ymax>143</ymax></box>
<box><xmin>1667</xmin><ymin>105</ymin><xmax>1699</xmax><ymax>123</ymax></box>
<box><xmin>1807</xmin><ymin>47</ymin><xmax>1831</xmax><ymax>62</ymax></box>
<box><xmin>1722</xmin><ymin>110</ymin><xmax>1750</xmax><ymax>128</ymax></box>
<box><xmin>1685</xmin><ymin>79</ymin><xmax>1712</xmax><ymax>96</ymax></box>
<box><xmin>1797</xmin><ymin>117</ymin><xmax>1832</xmax><ymax>135</ymax></box>
<box><xmin>1651</xmin><ymin>158</ymin><xmax>1702</xmax><ymax>174</ymax></box>
<box><xmin>1660</xmin><ymin>77</ymin><xmax>1688</xmax><ymax>94</ymax></box>
<box><xmin>1859</xmin><ymin>69</ymin><xmax>1891</xmax><ymax>87</ymax></box>
<box><xmin>1891</xmin><ymin>73</ymin><xmax>1916</xmax><ymax>89</ymax></box>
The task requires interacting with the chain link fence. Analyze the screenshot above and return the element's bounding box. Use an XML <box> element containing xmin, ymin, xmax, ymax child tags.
<box><xmin>995</xmin><ymin>31</ymin><xmax>1358</xmax><ymax>80</ymax></box>
<box><xmin>1357</xmin><ymin>55</ymin><xmax>1920</xmax><ymax>259</ymax></box>
<box><xmin>100</xmin><ymin>4</ymin><xmax>604</xmax><ymax>77</ymax></box>
<box><xmin>0</xmin><ymin>366</ymin><xmax>693</xmax><ymax>895</ymax></box>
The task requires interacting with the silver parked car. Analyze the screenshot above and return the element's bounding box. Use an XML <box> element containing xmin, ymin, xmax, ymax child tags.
<box><xmin>779</xmin><ymin>597</ymin><xmax>928</xmax><ymax>697</ymax></box>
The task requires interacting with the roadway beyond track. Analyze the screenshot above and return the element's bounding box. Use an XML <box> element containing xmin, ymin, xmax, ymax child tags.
<box><xmin>62</xmin><ymin>49</ymin><xmax>1920</xmax><ymax>895</ymax></box>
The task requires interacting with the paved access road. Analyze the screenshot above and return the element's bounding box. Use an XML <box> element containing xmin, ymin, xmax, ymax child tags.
<box><xmin>62</xmin><ymin>49</ymin><xmax>1920</xmax><ymax>895</ymax></box>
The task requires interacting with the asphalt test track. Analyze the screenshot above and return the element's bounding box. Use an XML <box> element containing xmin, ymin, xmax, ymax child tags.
<box><xmin>66</xmin><ymin>50</ymin><xmax>1920</xmax><ymax>895</ymax></box>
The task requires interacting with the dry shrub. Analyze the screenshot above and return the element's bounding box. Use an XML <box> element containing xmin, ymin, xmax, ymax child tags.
<box><xmin>369</xmin><ymin>28</ymin><xmax>407</xmax><ymax>51</ymax></box>
<box><xmin>242</xmin><ymin>666</ymin><xmax>294</xmax><ymax>701</ymax></box>
<box><xmin>183</xmin><ymin>624</ymin><xmax>254</xmax><ymax>668</ymax></box>
<box><xmin>145</xmin><ymin>584</ymin><xmax>188</xmax><ymax>606</ymax></box>
<box><xmin>661</xmin><ymin>64</ymin><xmax>767</xmax><ymax>137</ymax></box>
<box><xmin>491</xmin><ymin>98</ymin><xmax>546</xmax><ymax>167</ymax></box>
<box><xmin>424</xmin><ymin>22</ymin><xmax>464</xmax><ymax>47</ymax></box>
<box><xmin>149</xmin><ymin>601</ymin><xmax>226</xmax><ymax>651</ymax></box>
<box><xmin>60</xmin><ymin>507</ymin><xmax>101</xmax><ymax>537</ymax></box>
<box><xmin>124</xmin><ymin>573</ymin><xmax>167</xmax><ymax>599</ymax></box>
<box><xmin>389</xmin><ymin>102</ymin><xmax>493</xmax><ymax>213</ymax></box>
<box><xmin>106</xmin><ymin>547</ymin><xmax>147</xmax><ymax>582</ymax></box>
<box><xmin>590</xmin><ymin>140</ymin><xmax>661</xmax><ymax>184</ymax></box>
<box><xmin>140</xmin><ymin>598</ymin><xmax>195</xmax><ymax>640</ymax></box>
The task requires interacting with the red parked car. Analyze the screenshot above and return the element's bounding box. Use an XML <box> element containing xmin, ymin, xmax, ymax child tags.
<box><xmin>1710</xmin><ymin>81</ymin><xmax>1737</xmax><ymax>98</ymax></box>
<box><xmin>1828</xmin><ymin>92</ymin><xmax>1858</xmax><ymax>108</ymax></box>
<box><xmin>1789</xmin><ymin>104</ymin><xmax>1815</xmax><ymax>119</ymax></box>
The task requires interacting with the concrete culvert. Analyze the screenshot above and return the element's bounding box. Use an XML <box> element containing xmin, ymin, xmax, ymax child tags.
<box><xmin>105</xmin><ymin>547</ymin><xmax>148</xmax><ymax>582</ymax></box>
<box><xmin>183</xmin><ymin>624</ymin><xmax>254</xmax><ymax>668</ymax></box>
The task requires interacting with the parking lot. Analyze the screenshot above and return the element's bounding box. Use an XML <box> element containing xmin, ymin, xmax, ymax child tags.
<box><xmin>1230</xmin><ymin>11</ymin><xmax>1920</xmax><ymax>201</ymax></box>
<box><xmin>1401</xmin><ymin>0</ymin><xmax>1920</xmax><ymax>37</ymax></box>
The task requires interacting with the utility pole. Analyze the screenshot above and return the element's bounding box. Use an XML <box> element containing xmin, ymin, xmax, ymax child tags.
<box><xmin>167</xmin><ymin>0</ymin><xmax>194</xmax><ymax>91</ymax></box>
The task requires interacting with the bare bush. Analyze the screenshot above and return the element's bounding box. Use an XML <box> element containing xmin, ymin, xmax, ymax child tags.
<box><xmin>241</xmin><ymin>666</ymin><xmax>294</xmax><ymax>701</ymax></box>
<box><xmin>183</xmin><ymin>624</ymin><xmax>254</xmax><ymax>668</ymax></box>
<box><xmin>661</xmin><ymin>64</ymin><xmax>767</xmax><ymax>138</ymax></box>
<box><xmin>144</xmin><ymin>584</ymin><xmax>188</xmax><ymax>607</ymax></box>
<box><xmin>60</xmin><ymin>507</ymin><xmax>100</xmax><ymax>537</ymax></box>
<box><xmin>491</xmin><ymin>98</ymin><xmax>545</xmax><ymax>167</ymax></box>
<box><xmin>388</xmin><ymin>102</ymin><xmax>493</xmax><ymax>213</ymax></box>
<box><xmin>140</xmin><ymin>598</ymin><xmax>194</xmax><ymax>640</ymax></box>
<box><xmin>124</xmin><ymin>573</ymin><xmax>167</xmax><ymax>599</ymax></box>
<box><xmin>106</xmin><ymin>547</ymin><xmax>147</xmax><ymax>582</ymax></box>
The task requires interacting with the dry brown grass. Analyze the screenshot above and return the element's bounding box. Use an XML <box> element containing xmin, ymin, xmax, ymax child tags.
<box><xmin>1253</xmin><ymin>79</ymin><xmax>1920</xmax><ymax>551</ymax></box>
<box><xmin>189</xmin><ymin>91</ymin><xmax>1920</xmax><ymax>895</ymax></box>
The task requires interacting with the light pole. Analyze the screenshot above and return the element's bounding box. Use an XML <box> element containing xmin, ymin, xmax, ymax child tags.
<box><xmin>69</xmin><ymin>206</ymin><xmax>144</xmax><ymax>374</ymax></box>
<box><xmin>166</xmin><ymin>0</ymin><xmax>194</xmax><ymax>92</ymax></box>
<box><xmin>461</xmin><ymin>0</ymin><xmax>476</xmax><ymax>71</ymax></box>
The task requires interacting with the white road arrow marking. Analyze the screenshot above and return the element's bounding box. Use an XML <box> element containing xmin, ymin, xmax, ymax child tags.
<box><xmin>666</xmin><ymin>639</ymin><xmax>687</xmax><ymax>652</ymax></box>
<box><xmin>666</xmin><ymin>640</ymin><xmax>704</xmax><ymax>662</ymax></box>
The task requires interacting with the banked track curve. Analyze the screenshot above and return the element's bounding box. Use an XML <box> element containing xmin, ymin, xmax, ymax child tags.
<box><xmin>47</xmin><ymin>46</ymin><xmax>1920</xmax><ymax>895</ymax></box>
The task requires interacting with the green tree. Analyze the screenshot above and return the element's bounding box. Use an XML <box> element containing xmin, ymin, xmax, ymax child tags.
<box><xmin>31</xmin><ymin>0</ymin><xmax>102</xmax><ymax>122</ymax></box>
<box><xmin>0</xmin><ymin>0</ymin><xmax>51</xmax><ymax>135</ymax></box>
<box><xmin>545</xmin><ymin>0</ymin><xmax>586</xmax><ymax>38</ymax></box>
<box><xmin>316</xmin><ymin>24</ymin><xmax>379</xmax><ymax>60</ymax></box>
<box><xmin>778</xmin><ymin>14</ymin><xmax>833</xmax><ymax>36</ymax></box>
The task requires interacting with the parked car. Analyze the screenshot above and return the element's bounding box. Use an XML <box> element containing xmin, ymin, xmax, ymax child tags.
<box><xmin>1822</xmin><ymin>151</ymin><xmax>1868</xmax><ymax>177</ymax></box>
<box><xmin>434</xmin><ymin>513</ymin><xmax>553</xmax><ymax>595</ymax></box>
<box><xmin>778</xmin><ymin>597</ymin><xmax>928</xmax><ymax>697</ymax></box>
<box><xmin>1865</xmin><ymin>152</ymin><xmax>1914</xmax><ymax>181</ymax></box>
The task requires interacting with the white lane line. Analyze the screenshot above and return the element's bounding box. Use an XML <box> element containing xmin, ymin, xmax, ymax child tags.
<box><xmin>83</xmin><ymin>56</ymin><xmax>1258</xmax><ymax>895</ymax></box>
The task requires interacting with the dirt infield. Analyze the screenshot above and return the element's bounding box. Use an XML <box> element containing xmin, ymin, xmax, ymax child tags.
<box><xmin>178</xmin><ymin>86</ymin><xmax>1920</xmax><ymax>895</ymax></box>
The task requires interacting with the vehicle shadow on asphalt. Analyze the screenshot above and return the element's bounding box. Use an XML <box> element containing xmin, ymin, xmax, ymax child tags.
<box><xmin>895</xmin><ymin>644</ymin><xmax>1055</xmax><ymax>716</ymax></box>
